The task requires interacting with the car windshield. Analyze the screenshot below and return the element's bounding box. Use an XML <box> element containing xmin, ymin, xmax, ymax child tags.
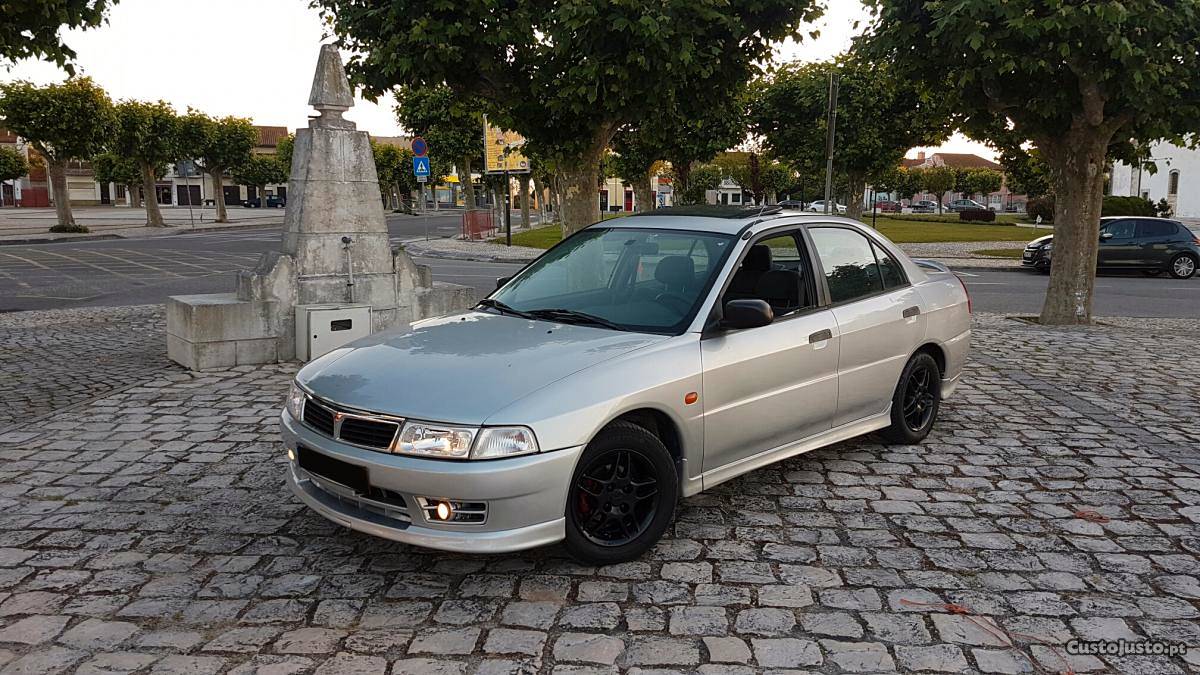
<box><xmin>488</xmin><ymin>227</ymin><xmax>736</xmax><ymax>334</ymax></box>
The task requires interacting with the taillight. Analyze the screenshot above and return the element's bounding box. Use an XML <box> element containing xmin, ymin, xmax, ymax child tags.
<box><xmin>956</xmin><ymin>274</ymin><xmax>972</xmax><ymax>314</ymax></box>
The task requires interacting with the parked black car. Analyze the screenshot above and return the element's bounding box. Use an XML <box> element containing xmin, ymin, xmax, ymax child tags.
<box><xmin>1022</xmin><ymin>216</ymin><xmax>1199</xmax><ymax>279</ymax></box>
<box><xmin>243</xmin><ymin>195</ymin><xmax>286</xmax><ymax>208</ymax></box>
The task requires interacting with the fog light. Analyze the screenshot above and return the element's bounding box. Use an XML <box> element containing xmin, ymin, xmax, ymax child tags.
<box><xmin>287</xmin><ymin>448</ymin><xmax>295</xmax><ymax>461</ymax></box>
<box><xmin>435</xmin><ymin>501</ymin><xmax>453</xmax><ymax>521</ymax></box>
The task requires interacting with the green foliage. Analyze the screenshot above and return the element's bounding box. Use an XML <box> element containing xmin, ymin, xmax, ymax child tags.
<box><xmin>956</xmin><ymin>168</ymin><xmax>1003</xmax><ymax>198</ymax></box>
<box><xmin>179</xmin><ymin>110</ymin><xmax>257</xmax><ymax>175</ymax></box>
<box><xmin>394</xmin><ymin>85</ymin><xmax>484</xmax><ymax>171</ymax></box>
<box><xmin>1026</xmin><ymin>196</ymin><xmax>1055</xmax><ymax>223</ymax></box>
<box><xmin>999</xmin><ymin>147</ymin><xmax>1052</xmax><ymax>198</ymax></box>
<box><xmin>676</xmin><ymin>164</ymin><xmax>723</xmax><ymax>205</ymax></box>
<box><xmin>232</xmin><ymin>155</ymin><xmax>286</xmax><ymax>191</ymax></box>
<box><xmin>317</xmin><ymin>0</ymin><xmax>822</xmax><ymax>161</ymax></box>
<box><xmin>371</xmin><ymin>140</ymin><xmax>418</xmax><ymax>196</ymax></box>
<box><xmin>0</xmin><ymin>146</ymin><xmax>28</xmax><ymax>182</ymax></box>
<box><xmin>0</xmin><ymin>1</ymin><xmax>118</xmax><ymax>74</ymax></box>
<box><xmin>1101</xmin><ymin>196</ymin><xmax>1156</xmax><ymax>217</ymax></box>
<box><xmin>276</xmin><ymin>134</ymin><xmax>295</xmax><ymax>173</ymax></box>
<box><xmin>958</xmin><ymin>209</ymin><xmax>996</xmax><ymax>222</ymax></box>
<box><xmin>876</xmin><ymin>166</ymin><xmax>923</xmax><ymax>200</ymax></box>
<box><xmin>112</xmin><ymin>100</ymin><xmax>183</xmax><ymax>170</ymax></box>
<box><xmin>750</xmin><ymin>55</ymin><xmax>951</xmax><ymax>199</ymax></box>
<box><xmin>92</xmin><ymin>152</ymin><xmax>141</xmax><ymax>186</ymax></box>
<box><xmin>0</xmin><ymin>77</ymin><xmax>114</xmax><ymax>162</ymax></box>
<box><xmin>1155</xmin><ymin>198</ymin><xmax>1172</xmax><ymax>218</ymax></box>
<box><xmin>920</xmin><ymin>166</ymin><xmax>956</xmax><ymax>204</ymax></box>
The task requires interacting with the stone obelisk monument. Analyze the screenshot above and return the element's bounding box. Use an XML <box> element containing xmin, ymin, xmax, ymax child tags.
<box><xmin>167</xmin><ymin>46</ymin><xmax>471</xmax><ymax>370</ymax></box>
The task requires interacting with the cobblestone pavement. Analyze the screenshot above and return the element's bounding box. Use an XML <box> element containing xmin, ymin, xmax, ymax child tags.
<box><xmin>0</xmin><ymin>307</ymin><xmax>171</xmax><ymax>433</ymax></box>
<box><xmin>1</xmin><ymin>307</ymin><xmax>1199</xmax><ymax>674</ymax></box>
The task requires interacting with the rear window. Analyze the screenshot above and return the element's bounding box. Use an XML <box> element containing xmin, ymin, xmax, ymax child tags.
<box><xmin>1136</xmin><ymin>220</ymin><xmax>1179</xmax><ymax>238</ymax></box>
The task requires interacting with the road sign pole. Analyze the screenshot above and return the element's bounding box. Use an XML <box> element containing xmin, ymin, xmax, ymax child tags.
<box><xmin>505</xmin><ymin>168</ymin><xmax>512</xmax><ymax>247</ymax></box>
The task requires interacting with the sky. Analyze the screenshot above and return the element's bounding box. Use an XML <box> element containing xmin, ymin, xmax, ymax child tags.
<box><xmin>1</xmin><ymin>0</ymin><xmax>992</xmax><ymax>160</ymax></box>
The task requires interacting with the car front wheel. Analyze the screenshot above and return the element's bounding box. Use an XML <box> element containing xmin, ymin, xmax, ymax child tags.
<box><xmin>880</xmin><ymin>352</ymin><xmax>942</xmax><ymax>445</ymax></box>
<box><xmin>564</xmin><ymin>421</ymin><xmax>678</xmax><ymax>565</ymax></box>
<box><xmin>1169</xmin><ymin>253</ymin><xmax>1197</xmax><ymax>279</ymax></box>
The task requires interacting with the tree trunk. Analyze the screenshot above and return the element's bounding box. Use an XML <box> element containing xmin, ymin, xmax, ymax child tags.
<box><xmin>461</xmin><ymin>155</ymin><xmax>476</xmax><ymax>210</ymax></box>
<box><xmin>845</xmin><ymin>173</ymin><xmax>867</xmax><ymax>221</ymax></box>
<box><xmin>532</xmin><ymin>175</ymin><xmax>546</xmax><ymax>222</ymax></box>
<box><xmin>674</xmin><ymin>161</ymin><xmax>693</xmax><ymax>205</ymax></box>
<box><xmin>126</xmin><ymin>183</ymin><xmax>141</xmax><ymax>208</ymax></box>
<box><xmin>142</xmin><ymin>162</ymin><xmax>165</xmax><ymax>226</ymax></box>
<box><xmin>633</xmin><ymin>172</ymin><xmax>654</xmax><ymax>212</ymax></box>
<box><xmin>46</xmin><ymin>158</ymin><xmax>77</xmax><ymax>229</ymax></box>
<box><xmin>519</xmin><ymin>174</ymin><xmax>531</xmax><ymax>229</ymax></box>
<box><xmin>1039</xmin><ymin>132</ymin><xmax>1110</xmax><ymax>325</ymax></box>
<box><xmin>212</xmin><ymin>171</ymin><xmax>228</xmax><ymax>222</ymax></box>
<box><xmin>561</xmin><ymin>161</ymin><xmax>601</xmax><ymax>236</ymax></box>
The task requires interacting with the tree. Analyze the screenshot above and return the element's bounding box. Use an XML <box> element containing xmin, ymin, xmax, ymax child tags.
<box><xmin>113</xmin><ymin>100</ymin><xmax>182</xmax><ymax>227</ymax></box>
<box><xmin>92</xmin><ymin>151</ymin><xmax>144</xmax><ymax>206</ymax></box>
<box><xmin>662</xmin><ymin>96</ymin><xmax>748</xmax><ymax>209</ymax></box>
<box><xmin>751</xmin><ymin>55</ymin><xmax>951</xmax><ymax>220</ymax></box>
<box><xmin>0</xmin><ymin>146</ymin><xmax>27</xmax><ymax>206</ymax></box>
<box><xmin>371</xmin><ymin>140</ymin><xmax>417</xmax><ymax>210</ymax></box>
<box><xmin>179</xmin><ymin>111</ymin><xmax>257</xmax><ymax>223</ymax></box>
<box><xmin>394</xmin><ymin>85</ymin><xmax>485</xmax><ymax>210</ymax></box>
<box><xmin>921</xmin><ymin>166</ymin><xmax>956</xmax><ymax>213</ymax></box>
<box><xmin>676</xmin><ymin>164</ymin><xmax>723</xmax><ymax>205</ymax></box>
<box><xmin>957</xmin><ymin>168</ymin><xmax>1003</xmax><ymax>203</ymax></box>
<box><xmin>231</xmin><ymin>156</ymin><xmax>286</xmax><ymax>209</ymax></box>
<box><xmin>315</xmin><ymin>0</ymin><xmax>822</xmax><ymax>234</ymax></box>
<box><xmin>276</xmin><ymin>134</ymin><xmax>295</xmax><ymax>173</ymax></box>
<box><xmin>874</xmin><ymin>165</ymin><xmax>922</xmax><ymax>203</ymax></box>
<box><xmin>861</xmin><ymin>0</ymin><xmax>1200</xmax><ymax>324</ymax></box>
<box><xmin>1000</xmin><ymin>147</ymin><xmax>1052</xmax><ymax>199</ymax></box>
<box><xmin>1</xmin><ymin>1</ymin><xmax>119</xmax><ymax>74</ymax></box>
<box><xmin>610</xmin><ymin>128</ymin><xmax>663</xmax><ymax>213</ymax></box>
<box><xmin>0</xmin><ymin>77</ymin><xmax>114</xmax><ymax>231</ymax></box>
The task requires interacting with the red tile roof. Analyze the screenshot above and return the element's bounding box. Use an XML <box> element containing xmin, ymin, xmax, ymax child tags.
<box><xmin>255</xmin><ymin>126</ymin><xmax>289</xmax><ymax>148</ymax></box>
<box><xmin>903</xmin><ymin>152</ymin><xmax>1002</xmax><ymax>171</ymax></box>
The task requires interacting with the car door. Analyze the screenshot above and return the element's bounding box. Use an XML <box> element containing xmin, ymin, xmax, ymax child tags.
<box><xmin>1098</xmin><ymin>219</ymin><xmax>1139</xmax><ymax>267</ymax></box>
<box><xmin>1135</xmin><ymin>219</ymin><xmax>1180</xmax><ymax>268</ymax></box>
<box><xmin>807</xmin><ymin>226</ymin><xmax>927</xmax><ymax>428</ymax></box>
<box><xmin>700</xmin><ymin>229</ymin><xmax>840</xmax><ymax>474</ymax></box>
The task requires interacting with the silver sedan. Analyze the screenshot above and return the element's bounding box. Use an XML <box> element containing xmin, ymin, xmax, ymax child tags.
<box><xmin>282</xmin><ymin>208</ymin><xmax>971</xmax><ymax>564</ymax></box>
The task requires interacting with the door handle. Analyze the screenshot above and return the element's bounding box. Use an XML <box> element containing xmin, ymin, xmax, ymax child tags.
<box><xmin>809</xmin><ymin>329</ymin><xmax>833</xmax><ymax>343</ymax></box>
<box><xmin>902</xmin><ymin>306</ymin><xmax>921</xmax><ymax>318</ymax></box>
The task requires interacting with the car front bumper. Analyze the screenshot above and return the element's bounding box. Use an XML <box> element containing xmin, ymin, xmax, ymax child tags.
<box><xmin>1021</xmin><ymin>248</ymin><xmax>1049</xmax><ymax>267</ymax></box>
<box><xmin>281</xmin><ymin>410</ymin><xmax>584</xmax><ymax>554</ymax></box>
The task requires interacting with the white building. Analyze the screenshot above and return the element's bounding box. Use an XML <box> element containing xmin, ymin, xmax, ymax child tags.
<box><xmin>1109</xmin><ymin>141</ymin><xmax>1196</xmax><ymax>218</ymax></box>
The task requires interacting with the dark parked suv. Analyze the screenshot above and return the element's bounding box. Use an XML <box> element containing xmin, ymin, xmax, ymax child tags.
<box><xmin>1022</xmin><ymin>216</ymin><xmax>1199</xmax><ymax>279</ymax></box>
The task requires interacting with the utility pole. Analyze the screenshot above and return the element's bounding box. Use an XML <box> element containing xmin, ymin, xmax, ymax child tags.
<box><xmin>823</xmin><ymin>72</ymin><xmax>840</xmax><ymax>215</ymax></box>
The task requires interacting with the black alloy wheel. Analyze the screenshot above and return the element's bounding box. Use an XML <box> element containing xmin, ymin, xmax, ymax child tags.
<box><xmin>564</xmin><ymin>421</ymin><xmax>677</xmax><ymax>564</ymax></box>
<box><xmin>881</xmin><ymin>352</ymin><xmax>942</xmax><ymax>444</ymax></box>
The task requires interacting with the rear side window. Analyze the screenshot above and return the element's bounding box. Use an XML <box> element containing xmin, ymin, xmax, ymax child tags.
<box><xmin>871</xmin><ymin>241</ymin><xmax>907</xmax><ymax>289</ymax></box>
<box><xmin>1136</xmin><ymin>220</ymin><xmax>1179</xmax><ymax>239</ymax></box>
<box><xmin>1103</xmin><ymin>220</ymin><xmax>1136</xmax><ymax>239</ymax></box>
<box><xmin>810</xmin><ymin>227</ymin><xmax>884</xmax><ymax>303</ymax></box>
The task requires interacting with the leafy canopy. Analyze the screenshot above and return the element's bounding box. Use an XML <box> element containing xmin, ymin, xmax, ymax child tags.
<box><xmin>232</xmin><ymin>155</ymin><xmax>286</xmax><ymax>189</ymax></box>
<box><xmin>394</xmin><ymin>85</ymin><xmax>483</xmax><ymax>168</ymax></box>
<box><xmin>180</xmin><ymin>111</ymin><xmax>257</xmax><ymax>173</ymax></box>
<box><xmin>0</xmin><ymin>77</ymin><xmax>114</xmax><ymax>161</ymax></box>
<box><xmin>113</xmin><ymin>100</ymin><xmax>183</xmax><ymax>168</ymax></box>
<box><xmin>751</xmin><ymin>56</ymin><xmax>950</xmax><ymax>185</ymax></box>
<box><xmin>0</xmin><ymin>146</ymin><xmax>29</xmax><ymax>182</ymax></box>
<box><xmin>315</xmin><ymin>0</ymin><xmax>822</xmax><ymax>163</ymax></box>
<box><xmin>92</xmin><ymin>152</ymin><xmax>142</xmax><ymax>186</ymax></box>
<box><xmin>0</xmin><ymin>1</ymin><xmax>118</xmax><ymax>74</ymax></box>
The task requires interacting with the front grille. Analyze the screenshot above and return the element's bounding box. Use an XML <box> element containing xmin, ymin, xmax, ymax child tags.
<box><xmin>300</xmin><ymin>395</ymin><xmax>402</xmax><ymax>451</ymax></box>
<box><xmin>303</xmin><ymin>401</ymin><xmax>336</xmax><ymax>436</ymax></box>
<box><xmin>340</xmin><ymin>417</ymin><xmax>400</xmax><ymax>448</ymax></box>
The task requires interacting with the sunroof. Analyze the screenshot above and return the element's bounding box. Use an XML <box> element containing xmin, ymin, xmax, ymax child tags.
<box><xmin>637</xmin><ymin>205</ymin><xmax>783</xmax><ymax>219</ymax></box>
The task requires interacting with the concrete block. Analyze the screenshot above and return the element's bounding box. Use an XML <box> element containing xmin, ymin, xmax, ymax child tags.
<box><xmin>166</xmin><ymin>294</ymin><xmax>277</xmax><ymax>343</ymax></box>
<box><xmin>416</xmin><ymin>282</ymin><xmax>476</xmax><ymax>321</ymax></box>
<box><xmin>235</xmin><ymin>338</ymin><xmax>279</xmax><ymax>366</ymax></box>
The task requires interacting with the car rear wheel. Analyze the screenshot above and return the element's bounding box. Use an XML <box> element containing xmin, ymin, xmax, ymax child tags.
<box><xmin>880</xmin><ymin>352</ymin><xmax>942</xmax><ymax>445</ymax></box>
<box><xmin>1169</xmin><ymin>253</ymin><xmax>1197</xmax><ymax>279</ymax></box>
<box><xmin>564</xmin><ymin>421</ymin><xmax>677</xmax><ymax>565</ymax></box>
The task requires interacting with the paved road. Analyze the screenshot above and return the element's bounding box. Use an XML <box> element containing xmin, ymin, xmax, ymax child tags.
<box><xmin>1</xmin><ymin>222</ymin><xmax>1196</xmax><ymax>316</ymax></box>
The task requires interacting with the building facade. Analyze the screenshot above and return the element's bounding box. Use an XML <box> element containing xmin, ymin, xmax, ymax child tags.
<box><xmin>899</xmin><ymin>151</ymin><xmax>1025</xmax><ymax>211</ymax></box>
<box><xmin>1109</xmin><ymin>141</ymin><xmax>1198</xmax><ymax>219</ymax></box>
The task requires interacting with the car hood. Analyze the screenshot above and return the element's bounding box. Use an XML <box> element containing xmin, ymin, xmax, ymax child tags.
<box><xmin>1028</xmin><ymin>234</ymin><xmax>1053</xmax><ymax>246</ymax></box>
<box><xmin>296</xmin><ymin>311</ymin><xmax>667</xmax><ymax>424</ymax></box>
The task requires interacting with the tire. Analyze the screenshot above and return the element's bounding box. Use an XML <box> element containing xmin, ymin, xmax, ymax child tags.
<box><xmin>880</xmin><ymin>352</ymin><xmax>942</xmax><ymax>445</ymax></box>
<box><xmin>1168</xmin><ymin>253</ymin><xmax>1197</xmax><ymax>279</ymax></box>
<box><xmin>564</xmin><ymin>421</ymin><xmax>678</xmax><ymax>565</ymax></box>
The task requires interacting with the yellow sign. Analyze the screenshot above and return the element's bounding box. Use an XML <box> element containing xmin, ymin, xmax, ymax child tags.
<box><xmin>483</xmin><ymin>117</ymin><xmax>530</xmax><ymax>174</ymax></box>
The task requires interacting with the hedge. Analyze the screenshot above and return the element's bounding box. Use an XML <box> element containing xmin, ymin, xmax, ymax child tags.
<box><xmin>958</xmin><ymin>209</ymin><xmax>996</xmax><ymax>222</ymax></box>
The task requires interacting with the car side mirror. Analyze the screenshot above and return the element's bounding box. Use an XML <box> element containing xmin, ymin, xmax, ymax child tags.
<box><xmin>1100</xmin><ymin>232</ymin><xmax>1113</xmax><ymax>241</ymax></box>
<box><xmin>496</xmin><ymin>276</ymin><xmax>511</xmax><ymax>289</ymax></box>
<box><xmin>723</xmin><ymin>299</ymin><xmax>774</xmax><ymax>329</ymax></box>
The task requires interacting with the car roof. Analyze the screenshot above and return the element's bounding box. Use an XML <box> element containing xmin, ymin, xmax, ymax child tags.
<box><xmin>1101</xmin><ymin>215</ymin><xmax>1176</xmax><ymax>221</ymax></box>
<box><xmin>591</xmin><ymin>208</ymin><xmax>871</xmax><ymax>236</ymax></box>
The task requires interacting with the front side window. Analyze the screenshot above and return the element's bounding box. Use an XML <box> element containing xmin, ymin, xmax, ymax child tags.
<box><xmin>491</xmin><ymin>227</ymin><xmax>734</xmax><ymax>333</ymax></box>
<box><xmin>1103</xmin><ymin>220</ymin><xmax>1136</xmax><ymax>239</ymax></box>
<box><xmin>810</xmin><ymin>227</ymin><xmax>885</xmax><ymax>303</ymax></box>
<box><xmin>723</xmin><ymin>231</ymin><xmax>813</xmax><ymax>316</ymax></box>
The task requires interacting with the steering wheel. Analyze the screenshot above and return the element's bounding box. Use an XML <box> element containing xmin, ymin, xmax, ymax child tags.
<box><xmin>654</xmin><ymin>292</ymin><xmax>691</xmax><ymax>315</ymax></box>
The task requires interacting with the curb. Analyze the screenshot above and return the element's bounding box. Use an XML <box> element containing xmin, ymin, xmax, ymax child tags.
<box><xmin>0</xmin><ymin>221</ymin><xmax>281</xmax><ymax>246</ymax></box>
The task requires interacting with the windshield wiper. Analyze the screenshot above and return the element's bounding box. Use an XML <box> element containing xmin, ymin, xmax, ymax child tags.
<box><xmin>527</xmin><ymin>308</ymin><xmax>625</xmax><ymax>331</ymax></box>
<box><xmin>477</xmin><ymin>298</ymin><xmax>534</xmax><ymax>319</ymax></box>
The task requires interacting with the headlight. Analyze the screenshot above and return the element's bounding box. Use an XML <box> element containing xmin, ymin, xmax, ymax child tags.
<box><xmin>396</xmin><ymin>422</ymin><xmax>477</xmax><ymax>459</ymax></box>
<box><xmin>472</xmin><ymin>427</ymin><xmax>539</xmax><ymax>459</ymax></box>
<box><xmin>1042</xmin><ymin>242</ymin><xmax>1053</xmax><ymax>251</ymax></box>
<box><xmin>286</xmin><ymin>381</ymin><xmax>306</xmax><ymax>419</ymax></box>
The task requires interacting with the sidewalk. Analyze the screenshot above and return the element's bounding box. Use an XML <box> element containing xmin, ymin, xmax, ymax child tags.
<box><xmin>0</xmin><ymin>206</ymin><xmax>283</xmax><ymax>245</ymax></box>
<box><xmin>0</xmin><ymin>305</ymin><xmax>1198</xmax><ymax>673</ymax></box>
